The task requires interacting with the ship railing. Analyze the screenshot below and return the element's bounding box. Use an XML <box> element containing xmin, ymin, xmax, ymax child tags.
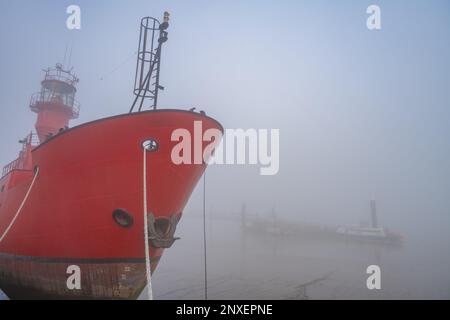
<box><xmin>1</xmin><ymin>158</ymin><xmax>20</xmax><ymax>178</ymax></box>
<box><xmin>29</xmin><ymin>132</ymin><xmax>40</xmax><ymax>146</ymax></box>
<box><xmin>30</xmin><ymin>92</ymin><xmax>80</xmax><ymax>119</ymax></box>
<box><xmin>22</xmin><ymin>132</ymin><xmax>40</xmax><ymax>147</ymax></box>
<box><xmin>1</xmin><ymin>133</ymin><xmax>39</xmax><ymax>178</ymax></box>
<box><xmin>44</xmin><ymin>74</ymin><xmax>78</xmax><ymax>86</ymax></box>
<box><xmin>43</xmin><ymin>66</ymin><xmax>79</xmax><ymax>86</ymax></box>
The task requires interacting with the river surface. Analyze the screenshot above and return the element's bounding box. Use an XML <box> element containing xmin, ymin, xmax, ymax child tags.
<box><xmin>2</xmin><ymin>215</ymin><xmax>450</xmax><ymax>300</ymax></box>
<box><xmin>145</xmin><ymin>215</ymin><xmax>450</xmax><ymax>300</ymax></box>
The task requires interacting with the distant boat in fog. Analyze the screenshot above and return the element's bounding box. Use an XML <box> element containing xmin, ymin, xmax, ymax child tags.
<box><xmin>242</xmin><ymin>200</ymin><xmax>403</xmax><ymax>246</ymax></box>
<box><xmin>335</xmin><ymin>200</ymin><xmax>403</xmax><ymax>244</ymax></box>
<box><xmin>335</xmin><ymin>225</ymin><xmax>403</xmax><ymax>244</ymax></box>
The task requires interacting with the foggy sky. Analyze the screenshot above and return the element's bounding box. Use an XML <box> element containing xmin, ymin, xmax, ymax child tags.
<box><xmin>0</xmin><ymin>0</ymin><xmax>449</xmax><ymax>235</ymax></box>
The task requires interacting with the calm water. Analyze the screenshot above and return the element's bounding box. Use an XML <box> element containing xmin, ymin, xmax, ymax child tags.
<box><xmin>146</xmin><ymin>215</ymin><xmax>450</xmax><ymax>300</ymax></box>
<box><xmin>2</xmin><ymin>215</ymin><xmax>450</xmax><ymax>300</ymax></box>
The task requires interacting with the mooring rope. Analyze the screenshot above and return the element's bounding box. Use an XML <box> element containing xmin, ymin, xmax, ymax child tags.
<box><xmin>0</xmin><ymin>167</ymin><xmax>39</xmax><ymax>243</ymax></box>
<box><xmin>202</xmin><ymin>171</ymin><xmax>208</xmax><ymax>300</ymax></box>
<box><xmin>143</xmin><ymin>149</ymin><xmax>154</xmax><ymax>300</ymax></box>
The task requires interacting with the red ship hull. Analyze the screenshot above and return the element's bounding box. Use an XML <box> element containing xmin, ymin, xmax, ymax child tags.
<box><xmin>0</xmin><ymin>110</ymin><xmax>222</xmax><ymax>299</ymax></box>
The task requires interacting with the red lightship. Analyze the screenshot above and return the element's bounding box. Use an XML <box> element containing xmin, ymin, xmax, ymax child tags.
<box><xmin>0</xmin><ymin>13</ymin><xmax>222</xmax><ymax>299</ymax></box>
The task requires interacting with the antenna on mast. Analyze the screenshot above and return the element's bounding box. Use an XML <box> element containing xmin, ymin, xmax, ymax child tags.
<box><xmin>63</xmin><ymin>45</ymin><xmax>68</xmax><ymax>68</ymax></box>
<box><xmin>130</xmin><ymin>12</ymin><xmax>170</xmax><ymax>113</ymax></box>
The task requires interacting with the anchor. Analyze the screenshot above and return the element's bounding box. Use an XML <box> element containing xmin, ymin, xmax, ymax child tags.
<box><xmin>147</xmin><ymin>212</ymin><xmax>181</xmax><ymax>248</ymax></box>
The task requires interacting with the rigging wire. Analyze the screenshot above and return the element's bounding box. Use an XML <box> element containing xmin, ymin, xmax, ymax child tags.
<box><xmin>99</xmin><ymin>51</ymin><xmax>138</xmax><ymax>81</ymax></box>
<box><xmin>202</xmin><ymin>171</ymin><xmax>208</xmax><ymax>300</ymax></box>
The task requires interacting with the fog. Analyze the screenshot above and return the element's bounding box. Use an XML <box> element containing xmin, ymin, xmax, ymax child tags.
<box><xmin>1</xmin><ymin>0</ymin><xmax>450</xmax><ymax>299</ymax></box>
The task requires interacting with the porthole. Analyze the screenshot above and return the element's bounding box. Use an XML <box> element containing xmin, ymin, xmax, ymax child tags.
<box><xmin>112</xmin><ymin>209</ymin><xmax>134</xmax><ymax>228</ymax></box>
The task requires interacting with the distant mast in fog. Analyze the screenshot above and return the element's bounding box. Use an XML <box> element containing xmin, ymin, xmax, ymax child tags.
<box><xmin>370</xmin><ymin>199</ymin><xmax>378</xmax><ymax>229</ymax></box>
